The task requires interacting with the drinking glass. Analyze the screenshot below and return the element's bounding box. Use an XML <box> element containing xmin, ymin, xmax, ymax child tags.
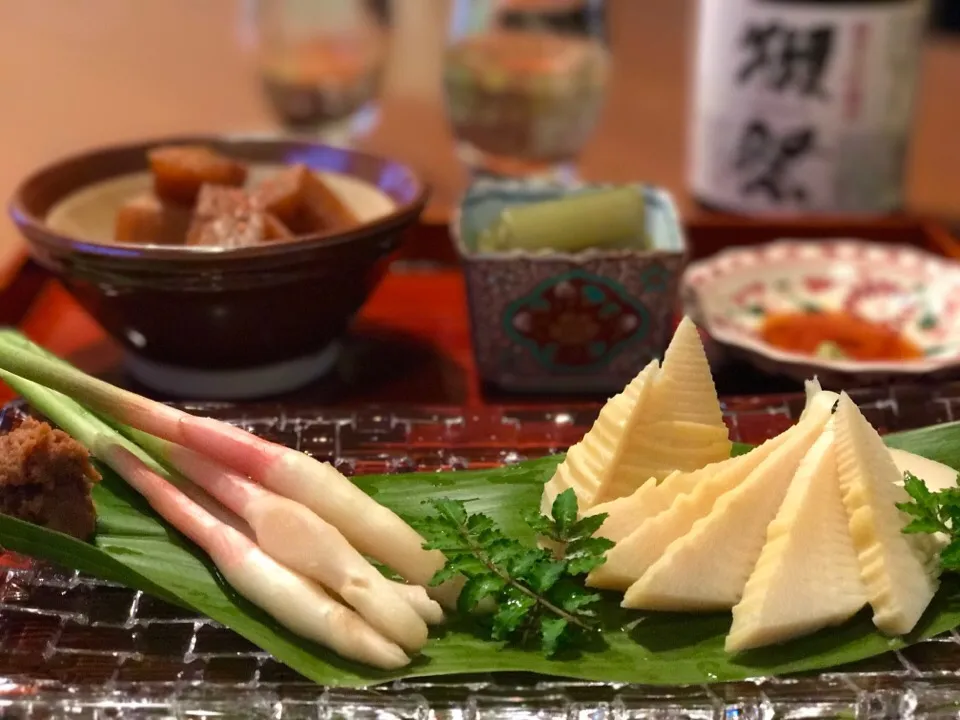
<box><xmin>247</xmin><ymin>0</ymin><xmax>390</xmax><ymax>146</ymax></box>
<box><xmin>443</xmin><ymin>0</ymin><xmax>610</xmax><ymax>182</ymax></box>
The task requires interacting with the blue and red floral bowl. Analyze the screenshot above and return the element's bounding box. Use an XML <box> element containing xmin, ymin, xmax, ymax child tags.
<box><xmin>453</xmin><ymin>179</ymin><xmax>687</xmax><ymax>394</ymax></box>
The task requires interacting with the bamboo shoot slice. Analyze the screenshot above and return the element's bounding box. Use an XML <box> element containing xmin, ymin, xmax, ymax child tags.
<box><xmin>598</xmin><ymin>435</ymin><xmax>733</xmax><ymax>503</ymax></box>
<box><xmin>586</xmin><ymin>459</ymin><xmax>740</xmax><ymax>545</ymax></box>
<box><xmin>588</xmin><ymin>437</ymin><xmax>783</xmax><ymax>592</ymax></box>
<box><xmin>589</xmin><ymin>318</ymin><xmax>731</xmax><ymax>503</ymax></box>
<box><xmin>590</xmin><ymin>392</ymin><xmax>838</xmax><ymax>592</ymax></box>
<box><xmin>621</xmin><ymin>395</ymin><xmax>834</xmax><ymax>610</ymax></box>
<box><xmin>586</xmin><ymin>477</ymin><xmax>663</xmax><ymax>542</ymax></box>
<box><xmin>545</xmin><ymin>318</ymin><xmax>730</xmax><ymax>511</ymax></box>
<box><xmin>800</xmin><ymin>377</ymin><xmax>824</xmax><ymax>420</ymax></box>
<box><xmin>834</xmin><ymin>393</ymin><xmax>940</xmax><ymax>636</ymax></box>
<box><xmin>645</xmin><ymin>317</ymin><xmax>726</xmax><ymax>428</ymax></box>
<box><xmin>726</xmin><ymin>426</ymin><xmax>868</xmax><ymax>652</ymax></box>
<box><xmin>541</xmin><ymin>360</ymin><xmax>659</xmax><ymax>512</ymax></box>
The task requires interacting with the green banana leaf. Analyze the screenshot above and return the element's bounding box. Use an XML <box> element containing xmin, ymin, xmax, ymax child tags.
<box><xmin>2</xmin><ymin>422</ymin><xmax>960</xmax><ymax>688</ymax></box>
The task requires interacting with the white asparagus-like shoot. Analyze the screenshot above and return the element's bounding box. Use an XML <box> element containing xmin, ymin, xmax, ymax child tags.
<box><xmin>158</xmin><ymin>438</ymin><xmax>439</xmax><ymax>646</ymax></box>
<box><xmin>0</xmin><ymin>333</ymin><xmax>458</xmax><ymax>608</ymax></box>
<box><xmin>98</xmin><ymin>441</ymin><xmax>411</xmax><ymax>670</ymax></box>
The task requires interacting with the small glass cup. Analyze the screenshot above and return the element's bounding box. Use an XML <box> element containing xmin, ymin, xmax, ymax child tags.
<box><xmin>246</xmin><ymin>0</ymin><xmax>390</xmax><ymax>146</ymax></box>
<box><xmin>442</xmin><ymin>0</ymin><xmax>610</xmax><ymax>182</ymax></box>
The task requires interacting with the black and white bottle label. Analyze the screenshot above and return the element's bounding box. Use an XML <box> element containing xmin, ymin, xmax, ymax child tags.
<box><xmin>689</xmin><ymin>0</ymin><xmax>928</xmax><ymax>215</ymax></box>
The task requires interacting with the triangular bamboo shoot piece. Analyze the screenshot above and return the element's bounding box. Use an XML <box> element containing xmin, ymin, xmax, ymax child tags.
<box><xmin>585</xmin><ymin>463</ymin><xmax>722</xmax><ymax>545</ymax></box>
<box><xmin>586</xmin><ymin>477</ymin><xmax>662</xmax><ymax>542</ymax></box>
<box><xmin>590</xmin><ymin>319</ymin><xmax>731</xmax><ymax>505</ymax></box>
<box><xmin>541</xmin><ymin>360</ymin><xmax>659</xmax><ymax>513</ymax></box>
<box><xmin>726</xmin><ymin>426</ymin><xmax>868</xmax><ymax>652</ymax></box>
<box><xmin>644</xmin><ymin>317</ymin><xmax>725</xmax><ymax>427</ymax></box>
<box><xmin>587</xmin><ymin>456</ymin><xmax>752</xmax><ymax>590</ymax></box>
<box><xmin>587</xmin><ymin>456</ymin><xmax>742</xmax><ymax>544</ymax></box>
<box><xmin>543</xmin><ymin>317</ymin><xmax>729</xmax><ymax>512</ymax></box>
<box><xmin>621</xmin><ymin>394</ymin><xmax>835</xmax><ymax>610</ymax></box>
<box><xmin>833</xmin><ymin>393</ymin><xmax>940</xmax><ymax>636</ymax></box>
<box><xmin>800</xmin><ymin>377</ymin><xmax>823</xmax><ymax>420</ymax></box>
<box><xmin>590</xmin><ymin>391</ymin><xmax>839</xmax><ymax>593</ymax></box>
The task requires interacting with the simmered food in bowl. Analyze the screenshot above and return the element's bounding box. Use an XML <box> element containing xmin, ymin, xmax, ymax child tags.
<box><xmin>90</xmin><ymin>144</ymin><xmax>361</xmax><ymax>248</ymax></box>
<box><xmin>10</xmin><ymin>136</ymin><xmax>427</xmax><ymax>397</ymax></box>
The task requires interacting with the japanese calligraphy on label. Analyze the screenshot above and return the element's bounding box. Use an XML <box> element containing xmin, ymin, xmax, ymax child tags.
<box><xmin>689</xmin><ymin>0</ymin><xmax>929</xmax><ymax>215</ymax></box>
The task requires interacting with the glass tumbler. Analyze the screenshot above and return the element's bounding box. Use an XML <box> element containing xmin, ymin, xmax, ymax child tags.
<box><xmin>247</xmin><ymin>0</ymin><xmax>390</xmax><ymax>146</ymax></box>
<box><xmin>443</xmin><ymin>0</ymin><xmax>610</xmax><ymax>182</ymax></box>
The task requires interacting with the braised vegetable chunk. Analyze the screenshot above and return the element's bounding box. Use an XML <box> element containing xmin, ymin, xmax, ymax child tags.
<box><xmin>252</xmin><ymin>164</ymin><xmax>309</xmax><ymax>229</ymax></box>
<box><xmin>186</xmin><ymin>216</ymin><xmax>260</xmax><ymax>249</ymax></box>
<box><xmin>264</xmin><ymin>212</ymin><xmax>295</xmax><ymax>241</ymax></box>
<box><xmin>186</xmin><ymin>185</ymin><xmax>293</xmax><ymax>248</ymax></box>
<box><xmin>0</xmin><ymin>417</ymin><xmax>100</xmax><ymax>540</ymax></box>
<box><xmin>193</xmin><ymin>185</ymin><xmax>258</xmax><ymax>218</ymax></box>
<box><xmin>299</xmin><ymin>167</ymin><xmax>359</xmax><ymax>232</ymax></box>
<box><xmin>113</xmin><ymin>146</ymin><xmax>362</xmax><ymax>247</ymax></box>
<box><xmin>148</xmin><ymin>145</ymin><xmax>248</xmax><ymax>206</ymax></box>
<box><xmin>254</xmin><ymin>164</ymin><xmax>358</xmax><ymax>234</ymax></box>
<box><xmin>114</xmin><ymin>192</ymin><xmax>192</xmax><ymax>245</ymax></box>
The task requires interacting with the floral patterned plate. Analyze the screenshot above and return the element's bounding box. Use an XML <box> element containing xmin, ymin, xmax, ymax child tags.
<box><xmin>681</xmin><ymin>239</ymin><xmax>960</xmax><ymax>386</ymax></box>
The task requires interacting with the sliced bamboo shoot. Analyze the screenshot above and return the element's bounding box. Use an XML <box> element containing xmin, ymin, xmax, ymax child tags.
<box><xmin>621</xmin><ymin>393</ymin><xmax>835</xmax><ymax>610</ymax></box>
<box><xmin>644</xmin><ymin>317</ymin><xmax>726</xmax><ymax>427</ymax></box>
<box><xmin>834</xmin><ymin>393</ymin><xmax>940</xmax><ymax>636</ymax></box>
<box><xmin>726</xmin><ymin>426</ymin><xmax>868</xmax><ymax>652</ymax></box>
<box><xmin>590</xmin><ymin>319</ymin><xmax>731</xmax><ymax>504</ymax></box>
<box><xmin>889</xmin><ymin>448</ymin><xmax>958</xmax><ymax>493</ymax></box>
<box><xmin>541</xmin><ymin>360</ymin><xmax>659</xmax><ymax>512</ymax></box>
<box><xmin>590</xmin><ymin>392</ymin><xmax>838</xmax><ymax>592</ymax></box>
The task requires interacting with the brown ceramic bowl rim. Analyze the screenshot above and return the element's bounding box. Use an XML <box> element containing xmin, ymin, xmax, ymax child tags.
<box><xmin>8</xmin><ymin>134</ymin><xmax>430</xmax><ymax>264</ymax></box>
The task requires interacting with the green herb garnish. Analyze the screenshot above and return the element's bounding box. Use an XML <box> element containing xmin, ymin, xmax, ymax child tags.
<box><xmin>898</xmin><ymin>471</ymin><xmax>960</xmax><ymax>570</ymax></box>
<box><xmin>415</xmin><ymin>489</ymin><xmax>614</xmax><ymax>655</ymax></box>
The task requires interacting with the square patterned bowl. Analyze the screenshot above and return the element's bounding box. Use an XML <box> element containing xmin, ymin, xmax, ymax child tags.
<box><xmin>453</xmin><ymin>179</ymin><xmax>687</xmax><ymax>394</ymax></box>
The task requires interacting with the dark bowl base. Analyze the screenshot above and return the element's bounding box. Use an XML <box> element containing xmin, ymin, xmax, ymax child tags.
<box><xmin>124</xmin><ymin>341</ymin><xmax>341</xmax><ymax>401</ymax></box>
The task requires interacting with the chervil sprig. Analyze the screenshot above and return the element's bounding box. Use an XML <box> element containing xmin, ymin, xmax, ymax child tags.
<box><xmin>414</xmin><ymin>489</ymin><xmax>613</xmax><ymax>655</ymax></box>
<box><xmin>897</xmin><ymin>471</ymin><xmax>960</xmax><ymax>570</ymax></box>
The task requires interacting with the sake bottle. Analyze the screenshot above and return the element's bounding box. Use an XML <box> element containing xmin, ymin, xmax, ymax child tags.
<box><xmin>688</xmin><ymin>0</ymin><xmax>931</xmax><ymax>215</ymax></box>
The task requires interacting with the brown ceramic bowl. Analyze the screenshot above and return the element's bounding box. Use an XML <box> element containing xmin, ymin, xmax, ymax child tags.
<box><xmin>9</xmin><ymin>135</ymin><xmax>428</xmax><ymax>399</ymax></box>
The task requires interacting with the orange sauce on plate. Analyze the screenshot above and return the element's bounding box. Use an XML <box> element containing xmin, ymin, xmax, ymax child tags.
<box><xmin>761</xmin><ymin>311</ymin><xmax>923</xmax><ymax>362</ymax></box>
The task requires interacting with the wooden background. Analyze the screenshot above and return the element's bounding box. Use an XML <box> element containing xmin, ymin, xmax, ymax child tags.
<box><xmin>2</xmin><ymin>0</ymin><xmax>959</xmax><ymax>289</ymax></box>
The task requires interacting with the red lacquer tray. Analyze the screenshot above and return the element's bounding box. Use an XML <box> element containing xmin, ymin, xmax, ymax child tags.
<box><xmin>3</xmin><ymin>385</ymin><xmax>960</xmax><ymax>716</ymax></box>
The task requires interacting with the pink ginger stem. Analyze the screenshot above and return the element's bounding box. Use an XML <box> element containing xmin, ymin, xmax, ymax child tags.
<box><xmin>98</xmin><ymin>442</ymin><xmax>250</xmax><ymax>569</ymax></box>
<box><xmin>56</xmin><ymin>371</ymin><xmax>287</xmax><ymax>481</ymax></box>
<box><xmin>97</xmin><ymin>441</ymin><xmax>411</xmax><ymax>669</ymax></box>
<box><xmin>176</xmin><ymin>415</ymin><xmax>286</xmax><ymax>479</ymax></box>
<box><xmin>161</xmin><ymin>442</ymin><xmax>270</xmax><ymax>522</ymax></box>
<box><xmin>0</xmin><ymin>340</ymin><xmax>285</xmax><ymax>480</ymax></box>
